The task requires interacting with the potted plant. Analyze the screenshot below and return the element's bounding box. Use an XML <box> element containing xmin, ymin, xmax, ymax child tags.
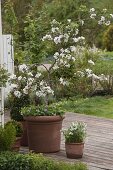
<box><xmin>6</xmin><ymin>120</ymin><xmax>23</xmax><ymax>151</ymax></box>
<box><xmin>63</xmin><ymin>122</ymin><xmax>87</xmax><ymax>159</ymax></box>
<box><xmin>21</xmin><ymin>104</ymin><xmax>65</xmax><ymax>153</ymax></box>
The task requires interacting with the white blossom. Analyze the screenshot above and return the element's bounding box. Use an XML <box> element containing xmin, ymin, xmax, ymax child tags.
<box><xmin>10</xmin><ymin>84</ymin><xmax>18</xmax><ymax>91</ymax></box>
<box><xmin>105</xmin><ymin>21</ymin><xmax>110</xmax><ymax>26</ymax></box>
<box><xmin>103</xmin><ymin>8</ymin><xmax>107</xmax><ymax>12</ymax></box>
<box><xmin>9</xmin><ymin>74</ymin><xmax>16</xmax><ymax>80</ymax></box>
<box><xmin>67</xmin><ymin>19</ymin><xmax>71</xmax><ymax>23</ymax></box>
<box><xmin>90</xmin><ymin>13</ymin><xmax>96</xmax><ymax>19</ymax></box>
<box><xmin>101</xmin><ymin>16</ymin><xmax>105</xmax><ymax>22</ymax></box>
<box><xmin>59</xmin><ymin>77</ymin><xmax>69</xmax><ymax>86</ymax></box>
<box><xmin>77</xmin><ymin>71</ymin><xmax>85</xmax><ymax>77</ymax></box>
<box><xmin>53</xmin><ymin>52</ymin><xmax>59</xmax><ymax>59</ymax></box>
<box><xmin>23</xmin><ymin>86</ymin><xmax>29</xmax><ymax>94</ymax></box>
<box><xmin>42</xmin><ymin>34</ymin><xmax>52</xmax><ymax>41</ymax></box>
<box><xmin>35</xmin><ymin>73</ymin><xmax>41</xmax><ymax>78</ymax></box>
<box><xmin>53</xmin><ymin>65</ymin><xmax>59</xmax><ymax>70</ymax></box>
<box><xmin>90</xmin><ymin>8</ymin><xmax>95</xmax><ymax>13</ymax></box>
<box><xmin>88</xmin><ymin>60</ymin><xmax>95</xmax><ymax>65</ymax></box>
<box><xmin>14</xmin><ymin>91</ymin><xmax>21</xmax><ymax>98</ymax></box>
<box><xmin>64</xmin><ymin>33</ymin><xmax>69</xmax><ymax>43</ymax></box>
<box><xmin>54</xmin><ymin>35</ymin><xmax>63</xmax><ymax>44</ymax></box>
<box><xmin>70</xmin><ymin>46</ymin><xmax>76</xmax><ymax>52</ymax></box>
<box><xmin>110</xmin><ymin>14</ymin><xmax>113</xmax><ymax>18</ymax></box>
<box><xmin>18</xmin><ymin>76</ymin><xmax>22</xmax><ymax>81</ymax></box>
<box><xmin>19</xmin><ymin>64</ymin><xmax>28</xmax><ymax>73</ymax></box>
<box><xmin>51</xmin><ymin>27</ymin><xmax>59</xmax><ymax>33</ymax></box>
<box><xmin>28</xmin><ymin>72</ymin><xmax>33</xmax><ymax>77</ymax></box>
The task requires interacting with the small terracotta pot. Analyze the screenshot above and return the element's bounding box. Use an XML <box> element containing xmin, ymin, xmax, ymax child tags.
<box><xmin>20</xmin><ymin>121</ymin><xmax>28</xmax><ymax>146</ymax></box>
<box><xmin>65</xmin><ymin>142</ymin><xmax>84</xmax><ymax>159</ymax></box>
<box><xmin>12</xmin><ymin>137</ymin><xmax>21</xmax><ymax>152</ymax></box>
<box><xmin>24</xmin><ymin>116</ymin><xmax>64</xmax><ymax>153</ymax></box>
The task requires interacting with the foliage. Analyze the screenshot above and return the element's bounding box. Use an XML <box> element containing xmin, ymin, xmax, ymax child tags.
<box><xmin>55</xmin><ymin>96</ymin><xmax>113</xmax><ymax>119</ymax></box>
<box><xmin>5</xmin><ymin>120</ymin><xmax>23</xmax><ymax>137</ymax></box>
<box><xmin>21</xmin><ymin>104</ymin><xmax>65</xmax><ymax>116</ymax></box>
<box><xmin>63</xmin><ymin>122</ymin><xmax>87</xmax><ymax>143</ymax></box>
<box><xmin>0</xmin><ymin>152</ymin><xmax>87</xmax><ymax>170</ymax></box>
<box><xmin>0</xmin><ymin>68</ymin><xmax>9</xmax><ymax>87</ymax></box>
<box><xmin>103</xmin><ymin>25</ymin><xmax>113</xmax><ymax>51</ymax></box>
<box><xmin>0</xmin><ymin>123</ymin><xmax>16</xmax><ymax>151</ymax></box>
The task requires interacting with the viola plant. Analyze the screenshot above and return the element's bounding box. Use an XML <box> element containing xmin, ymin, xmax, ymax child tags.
<box><xmin>63</xmin><ymin>122</ymin><xmax>87</xmax><ymax>143</ymax></box>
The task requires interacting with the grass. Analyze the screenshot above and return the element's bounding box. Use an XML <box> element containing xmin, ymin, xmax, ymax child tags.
<box><xmin>56</xmin><ymin>96</ymin><xmax>113</xmax><ymax>119</ymax></box>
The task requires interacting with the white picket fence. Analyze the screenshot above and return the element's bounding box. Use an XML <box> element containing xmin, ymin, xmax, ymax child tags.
<box><xmin>0</xmin><ymin>35</ymin><xmax>14</xmax><ymax>126</ymax></box>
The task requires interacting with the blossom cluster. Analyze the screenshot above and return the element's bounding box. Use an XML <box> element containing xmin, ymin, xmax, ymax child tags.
<box><xmin>89</xmin><ymin>8</ymin><xmax>113</xmax><ymax>26</ymax></box>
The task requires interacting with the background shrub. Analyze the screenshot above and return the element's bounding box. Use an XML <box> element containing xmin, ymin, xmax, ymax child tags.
<box><xmin>0</xmin><ymin>124</ymin><xmax>16</xmax><ymax>151</ymax></box>
<box><xmin>103</xmin><ymin>25</ymin><xmax>113</xmax><ymax>51</ymax></box>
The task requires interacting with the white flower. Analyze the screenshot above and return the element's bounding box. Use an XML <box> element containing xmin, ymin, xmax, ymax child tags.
<box><xmin>23</xmin><ymin>86</ymin><xmax>29</xmax><ymax>94</ymax></box>
<box><xmin>101</xmin><ymin>16</ymin><xmax>105</xmax><ymax>22</ymax></box>
<box><xmin>103</xmin><ymin>8</ymin><xmax>107</xmax><ymax>12</ymax></box>
<box><xmin>64</xmin><ymin>33</ymin><xmax>69</xmax><ymax>43</ymax></box>
<box><xmin>35</xmin><ymin>73</ymin><xmax>41</xmax><ymax>78</ymax></box>
<box><xmin>65</xmin><ymin>64</ymin><xmax>70</xmax><ymax>68</ymax></box>
<box><xmin>10</xmin><ymin>84</ymin><xmax>18</xmax><ymax>91</ymax></box>
<box><xmin>53</xmin><ymin>65</ymin><xmax>59</xmax><ymax>70</ymax></box>
<box><xmin>92</xmin><ymin>74</ymin><xmax>100</xmax><ymax>80</ymax></box>
<box><xmin>54</xmin><ymin>35</ymin><xmax>63</xmax><ymax>44</ymax></box>
<box><xmin>90</xmin><ymin>8</ymin><xmax>95</xmax><ymax>13</ymax></box>
<box><xmin>72</xmin><ymin>57</ymin><xmax>76</xmax><ymax>61</ymax></box>
<box><xmin>88</xmin><ymin>60</ymin><xmax>95</xmax><ymax>65</ymax></box>
<box><xmin>80</xmin><ymin>20</ymin><xmax>84</xmax><ymax>26</ymax></box>
<box><xmin>85</xmin><ymin>69</ymin><xmax>92</xmax><ymax>75</ymax></box>
<box><xmin>51</xmin><ymin>19</ymin><xmax>58</xmax><ymax>25</ymax></box>
<box><xmin>36</xmin><ymin>91</ymin><xmax>46</xmax><ymax>97</ymax></box>
<box><xmin>40</xmin><ymin>80</ymin><xmax>45</xmax><ymax>86</ymax></box>
<box><xmin>28</xmin><ymin>72</ymin><xmax>33</xmax><ymax>76</ymax></box>
<box><xmin>105</xmin><ymin>21</ymin><xmax>110</xmax><ymax>26</ymax></box>
<box><xmin>9</xmin><ymin>74</ymin><xmax>16</xmax><ymax>80</ymax></box>
<box><xmin>27</xmin><ymin>78</ymin><xmax>34</xmax><ymax>86</ymax></box>
<box><xmin>14</xmin><ymin>91</ymin><xmax>21</xmax><ymax>98</ymax></box>
<box><xmin>77</xmin><ymin>71</ymin><xmax>85</xmax><ymax>77</ymax></box>
<box><xmin>73</xmin><ymin>37</ymin><xmax>79</xmax><ymax>43</ymax></box>
<box><xmin>99</xmin><ymin>74</ymin><xmax>108</xmax><ymax>81</ymax></box>
<box><xmin>59</xmin><ymin>77</ymin><xmax>69</xmax><ymax>86</ymax></box>
<box><xmin>18</xmin><ymin>76</ymin><xmax>22</xmax><ymax>81</ymax></box>
<box><xmin>19</xmin><ymin>64</ymin><xmax>28</xmax><ymax>73</ymax></box>
<box><xmin>42</xmin><ymin>34</ymin><xmax>52</xmax><ymax>41</ymax></box>
<box><xmin>98</xmin><ymin>20</ymin><xmax>102</xmax><ymax>25</ymax></box>
<box><xmin>75</xmin><ymin>29</ymin><xmax>79</xmax><ymax>35</ymax></box>
<box><xmin>51</xmin><ymin>27</ymin><xmax>59</xmax><ymax>33</ymax></box>
<box><xmin>53</xmin><ymin>52</ymin><xmax>59</xmax><ymax>59</ymax></box>
<box><xmin>110</xmin><ymin>14</ymin><xmax>113</xmax><ymax>18</ymax></box>
<box><xmin>67</xmin><ymin>19</ymin><xmax>71</xmax><ymax>23</ymax></box>
<box><xmin>70</xmin><ymin>46</ymin><xmax>76</xmax><ymax>52</ymax></box>
<box><xmin>78</xmin><ymin>36</ymin><xmax>85</xmax><ymax>40</ymax></box>
<box><xmin>90</xmin><ymin>13</ymin><xmax>96</xmax><ymax>19</ymax></box>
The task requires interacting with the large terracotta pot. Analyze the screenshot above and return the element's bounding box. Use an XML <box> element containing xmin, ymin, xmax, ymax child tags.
<box><xmin>65</xmin><ymin>142</ymin><xmax>84</xmax><ymax>159</ymax></box>
<box><xmin>20</xmin><ymin>121</ymin><xmax>28</xmax><ymax>146</ymax></box>
<box><xmin>24</xmin><ymin>116</ymin><xmax>64</xmax><ymax>153</ymax></box>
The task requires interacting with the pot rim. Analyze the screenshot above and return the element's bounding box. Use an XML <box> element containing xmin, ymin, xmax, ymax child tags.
<box><xmin>65</xmin><ymin>142</ymin><xmax>84</xmax><ymax>145</ymax></box>
<box><xmin>24</xmin><ymin>115</ymin><xmax>65</xmax><ymax>122</ymax></box>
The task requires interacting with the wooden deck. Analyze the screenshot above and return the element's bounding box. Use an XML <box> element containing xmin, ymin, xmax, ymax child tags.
<box><xmin>5</xmin><ymin>112</ymin><xmax>113</xmax><ymax>170</ymax></box>
<box><xmin>48</xmin><ymin>113</ymin><xmax>113</xmax><ymax>170</ymax></box>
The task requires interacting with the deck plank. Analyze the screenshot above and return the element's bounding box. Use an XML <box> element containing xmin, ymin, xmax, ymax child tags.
<box><xmin>46</xmin><ymin>113</ymin><xmax>113</xmax><ymax>170</ymax></box>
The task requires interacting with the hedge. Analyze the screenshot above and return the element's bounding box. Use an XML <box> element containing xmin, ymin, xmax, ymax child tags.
<box><xmin>0</xmin><ymin>151</ymin><xmax>88</xmax><ymax>170</ymax></box>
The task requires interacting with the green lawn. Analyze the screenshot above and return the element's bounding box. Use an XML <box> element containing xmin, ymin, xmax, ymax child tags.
<box><xmin>56</xmin><ymin>96</ymin><xmax>113</xmax><ymax>119</ymax></box>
